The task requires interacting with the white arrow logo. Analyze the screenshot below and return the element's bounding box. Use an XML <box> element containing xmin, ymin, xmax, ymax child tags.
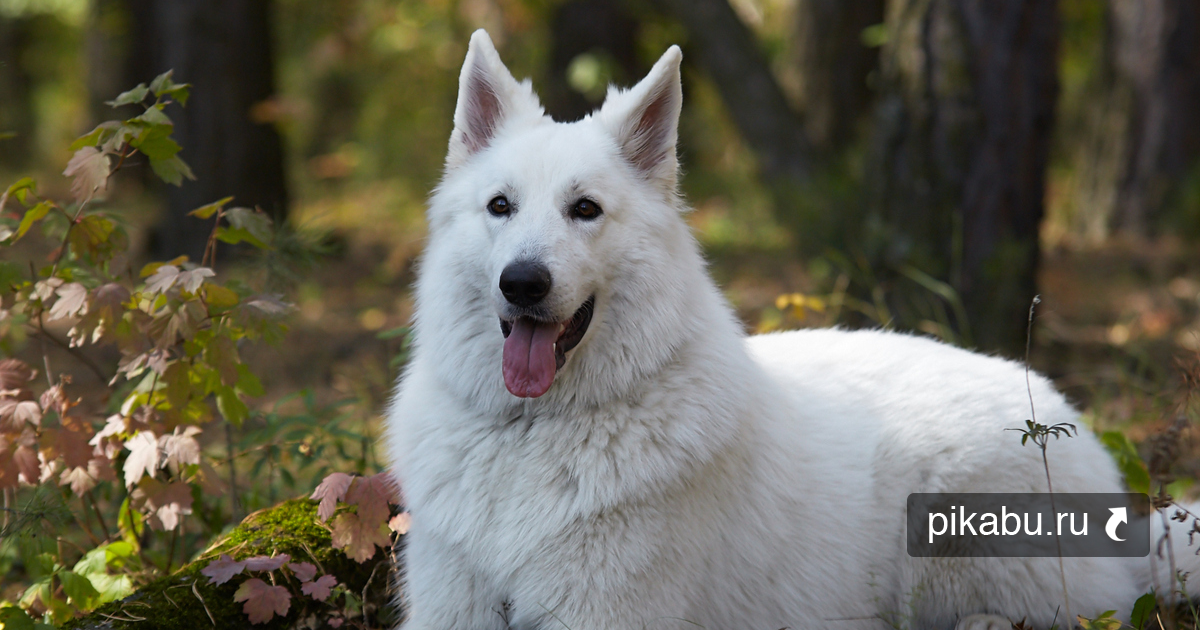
<box><xmin>1106</xmin><ymin>507</ymin><xmax>1127</xmax><ymax>541</ymax></box>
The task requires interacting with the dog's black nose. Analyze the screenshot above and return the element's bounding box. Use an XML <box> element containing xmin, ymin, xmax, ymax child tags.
<box><xmin>499</xmin><ymin>260</ymin><xmax>552</xmax><ymax>307</ymax></box>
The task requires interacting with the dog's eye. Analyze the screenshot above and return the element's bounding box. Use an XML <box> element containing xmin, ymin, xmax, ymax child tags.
<box><xmin>488</xmin><ymin>196</ymin><xmax>511</xmax><ymax>216</ymax></box>
<box><xmin>571</xmin><ymin>198</ymin><xmax>602</xmax><ymax>220</ymax></box>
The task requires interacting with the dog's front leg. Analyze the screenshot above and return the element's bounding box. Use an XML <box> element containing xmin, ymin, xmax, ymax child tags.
<box><xmin>398</xmin><ymin>531</ymin><xmax>506</xmax><ymax>630</ymax></box>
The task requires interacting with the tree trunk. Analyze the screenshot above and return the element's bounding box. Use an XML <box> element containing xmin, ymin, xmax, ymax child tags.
<box><xmin>0</xmin><ymin>16</ymin><xmax>35</xmax><ymax>170</ymax></box>
<box><xmin>656</xmin><ymin>0</ymin><xmax>813</xmax><ymax>185</ymax></box>
<box><xmin>542</xmin><ymin>0</ymin><xmax>642</xmax><ymax>123</ymax></box>
<box><xmin>866</xmin><ymin>0</ymin><xmax>1059</xmax><ymax>355</ymax></box>
<box><xmin>793</xmin><ymin>0</ymin><xmax>886</xmax><ymax>151</ymax></box>
<box><xmin>1075</xmin><ymin>0</ymin><xmax>1200</xmax><ymax>239</ymax></box>
<box><xmin>127</xmin><ymin>0</ymin><xmax>289</xmax><ymax>262</ymax></box>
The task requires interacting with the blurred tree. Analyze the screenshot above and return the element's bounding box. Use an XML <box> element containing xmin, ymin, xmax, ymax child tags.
<box><xmin>127</xmin><ymin>0</ymin><xmax>289</xmax><ymax>261</ymax></box>
<box><xmin>1074</xmin><ymin>0</ymin><xmax>1200</xmax><ymax>239</ymax></box>
<box><xmin>866</xmin><ymin>0</ymin><xmax>1059</xmax><ymax>354</ymax></box>
<box><xmin>793</xmin><ymin>0</ymin><xmax>885</xmax><ymax>152</ymax></box>
<box><xmin>542</xmin><ymin>0</ymin><xmax>642</xmax><ymax>122</ymax></box>
<box><xmin>0</xmin><ymin>15</ymin><xmax>35</xmax><ymax>169</ymax></box>
<box><xmin>657</xmin><ymin>0</ymin><xmax>813</xmax><ymax>186</ymax></box>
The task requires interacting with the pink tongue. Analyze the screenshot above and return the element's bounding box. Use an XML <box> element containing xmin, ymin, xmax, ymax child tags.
<box><xmin>503</xmin><ymin>318</ymin><xmax>560</xmax><ymax>398</ymax></box>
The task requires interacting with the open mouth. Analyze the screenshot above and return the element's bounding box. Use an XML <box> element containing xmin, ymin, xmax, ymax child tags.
<box><xmin>499</xmin><ymin>296</ymin><xmax>595</xmax><ymax>398</ymax></box>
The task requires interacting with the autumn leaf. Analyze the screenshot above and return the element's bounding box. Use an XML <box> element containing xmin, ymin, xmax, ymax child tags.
<box><xmin>47</xmin><ymin>282</ymin><xmax>89</xmax><ymax>322</ymax></box>
<box><xmin>330</xmin><ymin>512</ymin><xmax>391</xmax><ymax>563</ymax></box>
<box><xmin>160</xmin><ymin>425</ymin><xmax>201</xmax><ymax>473</ymax></box>
<box><xmin>144</xmin><ymin>264</ymin><xmax>181</xmax><ymax>296</ymax></box>
<box><xmin>131</xmin><ymin>477</ymin><xmax>193</xmax><ymax>530</ymax></box>
<box><xmin>200</xmin><ymin>554</ymin><xmax>246</xmax><ymax>585</ymax></box>
<box><xmin>233</xmin><ymin>578</ymin><xmax>291</xmax><ymax>624</ymax></box>
<box><xmin>0</xmin><ymin>358</ymin><xmax>35</xmax><ymax>398</ymax></box>
<box><xmin>63</xmin><ymin>146</ymin><xmax>111</xmax><ymax>203</ymax></box>
<box><xmin>345</xmin><ymin>472</ymin><xmax>402</xmax><ymax>525</ymax></box>
<box><xmin>122</xmin><ymin>430</ymin><xmax>159</xmax><ymax>487</ymax></box>
<box><xmin>287</xmin><ymin>562</ymin><xmax>316</xmax><ymax>583</ymax></box>
<box><xmin>311</xmin><ymin>472</ymin><xmax>353</xmax><ymax>522</ymax></box>
<box><xmin>14</xmin><ymin>444</ymin><xmax>38</xmax><ymax>485</ymax></box>
<box><xmin>176</xmin><ymin>267</ymin><xmax>214</xmax><ymax>293</ymax></box>
<box><xmin>0</xmin><ymin>400</ymin><xmax>41</xmax><ymax>429</ymax></box>
<box><xmin>243</xmin><ymin>554</ymin><xmax>290</xmax><ymax>572</ymax></box>
<box><xmin>300</xmin><ymin>574</ymin><xmax>337</xmax><ymax>602</ymax></box>
<box><xmin>388</xmin><ymin>512</ymin><xmax>411</xmax><ymax>535</ymax></box>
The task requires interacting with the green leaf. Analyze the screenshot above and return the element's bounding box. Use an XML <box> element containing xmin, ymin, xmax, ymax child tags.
<box><xmin>118</xmin><ymin>497</ymin><xmax>144</xmax><ymax>545</ymax></box>
<box><xmin>220</xmin><ymin>207</ymin><xmax>273</xmax><ymax>249</ymax></box>
<box><xmin>0</xmin><ymin>606</ymin><xmax>36</xmax><ymax>630</ymax></box>
<box><xmin>1130</xmin><ymin>592</ymin><xmax>1156</xmax><ymax>630</ymax></box>
<box><xmin>5</xmin><ymin>176</ymin><xmax>35</xmax><ymax>206</ymax></box>
<box><xmin>202</xmin><ymin>283</ymin><xmax>240</xmax><ymax>310</ymax></box>
<box><xmin>0</xmin><ymin>261</ymin><xmax>23</xmax><ymax>294</ymax></box>
<box><xmin>68</xmin><ymin>215</ymin><xmax>117</xmax><ymax>260</ymax></box>
<box><xmin>131</xmin><ymin>125</ymin><xmax>181</xmax><ymax>160</ymax></box>
<box><xmin>236</xmin><ymin>363</ymin><xmax>265</xmax><ymax>397</ymax></box>
<box><xmin>217</xmin><ymin>385</ymin><xmax>248</xmax><ymax>426</ymax></box>
<box><xmin>150</xmin><ymin>70</ymin><xmax>191</xmax><ymax>105</ymax></box>
<box><xmin>70</xmin><ymin>121</ymin><xmax>122</xmax><ymax>151</ymax></box>
<box><xmin>15</xmin><ymin>201</ymin><xmax>52</xmax><ymax>241</ymax></box>
<box><xmin>107</xmin><ymin>84</ymin><xmax>150</xmax><ymax>108</ymax></box>
<box><xmin>189</xmin><ymin>196</ymin><xmax>234</xmax><ymax>220</ymax></box>
<box><xmin>58</xmin><ymin>570</ymin><xmax>100</xmax><ymax>608</ymax></box>
<box><xmin>1100</xmin><ymin>431</ymin><xmax>1150</xmax><ymax>495</ymax></box>
<box><xmin>150</xmin><ymin>155</ymin><xmax>196</xmax><ymax>186</ymax></box>
<box><xmin>135</xmin><ymin>105</ymin><xmax>173</xmax><ymax>127</ymax></box>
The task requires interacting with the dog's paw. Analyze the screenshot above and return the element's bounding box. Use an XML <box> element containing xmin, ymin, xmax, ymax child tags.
<box><xmin>954</xmin><ymin>614</ymin><xmax>1014</xmax><ymax>630</ymax></box>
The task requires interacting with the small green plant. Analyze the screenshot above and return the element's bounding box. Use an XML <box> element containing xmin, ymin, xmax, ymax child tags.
<box><xmin>1010</xmin><ymin>295</ymin><xmax>1078</xmax><ymax>629</ymax></box>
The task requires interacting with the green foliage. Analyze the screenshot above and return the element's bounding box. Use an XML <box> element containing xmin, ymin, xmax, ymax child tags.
<box><xmin>0</xmin><ymin>71</ymin><xmax>403</xmax><ymax>628</ymax></box>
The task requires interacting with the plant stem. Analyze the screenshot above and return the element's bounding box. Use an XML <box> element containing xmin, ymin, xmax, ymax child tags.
<box><xmin>87</xmin><ymin>489</ymin><xmax>111</xmax><ymax>541</ymax></box>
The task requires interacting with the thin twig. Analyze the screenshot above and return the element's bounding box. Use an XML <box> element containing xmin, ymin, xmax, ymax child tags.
<box><xmin>86</xmin><ymin>489</ymin><xmax>111</xmax><ymax>541</ymax></box>
<box><xmin>192</xmin><ymin>580</ymin><xmax>216</xmax><ymax>626</ymax></box>
<box><xmin>29</xmin><ymin>326</ymin><xmax>111</xmax><ymax>384</ymax></box>
<box><xmin>1026</xmin><ymin>296</ymin><xmax>1073</xmax><ymax>629</ymax></box>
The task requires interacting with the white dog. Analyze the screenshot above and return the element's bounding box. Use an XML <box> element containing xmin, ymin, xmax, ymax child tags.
<box><xmin>386</xmin><ymin>30</ymin><xmax>1193</xmax><ymax>630</ymax></box>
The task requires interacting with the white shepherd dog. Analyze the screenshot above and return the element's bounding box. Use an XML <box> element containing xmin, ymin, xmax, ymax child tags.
<box><xmin>387</xmin><ymin>30</ymin><xmax>1194</xmax><ymax>630</ymax></box>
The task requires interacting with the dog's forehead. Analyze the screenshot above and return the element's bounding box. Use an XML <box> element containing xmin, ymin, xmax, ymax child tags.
<box><xmin>488</xmin><ymin>118</ymin><xmax>620</xmax><ymax>185</ymax></box>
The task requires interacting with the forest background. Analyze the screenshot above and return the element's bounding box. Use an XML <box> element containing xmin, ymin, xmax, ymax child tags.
<box><xmin>3</xmin><ymin>0</ymin><xmax>1200</xmax><ymax>628</ymax></box>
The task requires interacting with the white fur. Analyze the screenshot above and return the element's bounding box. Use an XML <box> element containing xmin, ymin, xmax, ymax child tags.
<box><xmin>387</xmin><ymin>30</ymin><xmax>1195</xmax><ymax>630</ymax></box>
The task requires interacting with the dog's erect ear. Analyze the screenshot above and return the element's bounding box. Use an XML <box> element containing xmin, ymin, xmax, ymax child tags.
<box><xmin>447</xmin><ymin>30</ymin><xmax>542</xmax><ymax>169</ymax></box>
<box><xmin>598</xmin><ymin>46</ymin><xmax>683</xmax><ymax>191</ymax></box>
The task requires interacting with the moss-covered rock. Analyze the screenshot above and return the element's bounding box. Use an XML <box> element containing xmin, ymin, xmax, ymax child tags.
<box><xmin>63</xmin><ymin>499</ymin><xmax>397</xmax><ymax>630</ymax></box>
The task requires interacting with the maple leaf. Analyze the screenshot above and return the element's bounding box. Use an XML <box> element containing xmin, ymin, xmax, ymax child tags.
<box><xmin>90</xmin><ymin>414</ymin><xmax>126</xmax><ymax>459</ymax></box>
<box><xmin>233</xmin><ymin>578</ymin><xmax>291</xmax><ymax>624</ymax></box>
<box><xmin>176</xmin><ymin>267</ymin><xmax>215</xmax><ymax>293</ymax></box>
<box><xmin>388</xmin><ymin>512</ymin><xmax>411</xmax><ymax>535</ymax></box>
<box><xmin>287</xmin><ymin>562</ymin><xmax>317</xmax><ymax>583</ymax></box>
<box><xmin>144</xmin><ymin>265</ymin><xmax>181</xmax><ymax>296</ymax></box>
<box><xmin>131</xmin><ymin>477</ymin><xmax>193</xmax><ymax>530</ymax></box>
<box><xmin>0</xmin><ymin>358</ymin><xmax>35</xmax><ymax>396</ymax></box>
<box><xmin>63</xmin><ymin>146</ymin><xmax>111</xmax><ymax>203</ymax></box>
<box><xmin>345</xmin><ymin>472</ymin><xmax>402</xmax><ymax>525</ymax></box>
<box><xmin>244</xmin><ymin>554</ymin><xmax>290</xmax><ymax>572</ymax></box>
<box><xmin>160</xmin><ymin>425</ymin><xmax>201</xmax><ymax>473</ymax></box>
<box><xmin>311</xmin><ymin>472</ymin><xmax>354</xmax><ymax>522</ymax></box>
<box><xmin>70</xmin><ymin>283</ymin><xmax>130</xmax><ymax>346</ymax></box>
<box><xmin>14</xmin><ymin>444</ymin><xmax>39</xmax><ymax>485</ymax></box>
<box><xmin>330</xmin><ymin>512</ymin><xmax>392</xmax><ymax>563</ymax></box>
<box><xmin>300</xmin><ymin>574</ymin><xmax>337</xmax><ymax>602</ymax></box>
<box><xmin>48</xmin><ymin>282</ymin><xmax>88</xmax><ymax>321</ymax></box>
<box><xmin>42</xmin><ymin>426</ymin><xmax>94</xmax><ymax>468</ymax></box>
<box><xmin>60</xmin><ymin>465</ymin><xmax>97</xmax><ymax>496</ymax></box>
<box><xmin>0</xmin><ymin>400</ymin><xmax>41</xmax><ymax>429</ymax></box>
<box><xmin>200</xmin><ymin>554</ymin><xmax>246</xmax><ymax>585</ymax></box>
<box><xmin>122</xmin><ymin>430</ymin><xmax>159</xmax><ymax>487</ymax></box>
